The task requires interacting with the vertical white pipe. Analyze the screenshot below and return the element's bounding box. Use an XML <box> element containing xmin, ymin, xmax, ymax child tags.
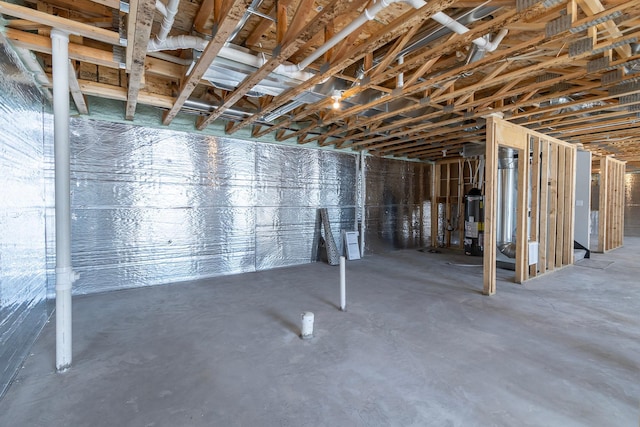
<box><xmin>339</xmin><ymin>256</ymin><xmax>346</xmax><ymax>311</ymax></box>
<box><xmin>52</xmin><ymin>29</ymin><xmax>76</xmax><ymax>372</ymax></box>
<box><xmin>359</xmin><ymin>151</ymin><xmax>366</xmax><ymax>257</ymax></box>
<box><xmin>396</xmin><ymin>55</ymin><xmax>404</xmax><ymax>88</ymax></box>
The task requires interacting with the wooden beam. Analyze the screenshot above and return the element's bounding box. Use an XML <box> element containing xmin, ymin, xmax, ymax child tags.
<box><xmin>514</xmin><ymin>134</ymin><xmax>529</xmax><ymax>284</ymax></box>
<box><xmin>483</xmin><ymin>116</ymin><xmax>499</xmax><ymax>295</ymax></box>
<box><xmin>33</xmin><ymin>0</ymin><xmax>115</xmax><ymax>18</ymax></box>
<box><xmin>6</xmin><ymin>16</ymin><xmax>114</xmax><ymax>31</ymax></box>
<box><xmin>0</xmin><ymin>0</ymin><xmax>121</xmax><ymax>45</ymax></box>
<box><xmin>88</xmin><ymin>0</ymin><xmax>120</xmax><ymax>9</ymax></box>
<box><xmin>431</xmin><ymin>163</ymin><xmax>440</xmax><ymax>248</ymax></box>
<box><xmin>78</xmin><ymin>79</ymin><xmax>175</xmax><ymax>108</ymax></box>
<box><xmin>125</xmin><ymin>0</ymin><xmax>155</xmax><ymax>120</ymax></box>
<box><xmin>194</xmin><ymin>0</ymin><xmax>214</xmax><ymax>33</ymax></box>
<box><xmin>162</xmin><ymin>0</ymin><xmax>251</xmax><ymax>125</ymax></box>
<box><xmin>577</xmin><ymin>0</ymin><xmax>632</xmax><ymax>58</ymax></box>
<box><xmin>538</xmin><ymin>140</ymin><xmax>550</xmax><ymax>274</ymax></box>
<box><xmin>228</xmin><ymin>0</ymin><xmax>461</xmax><ymax>134</ymax></box>
<box><xmin>125</xmin><ymin>0</ymin><xmax>138</xmax><ymax>72</ymax></box>
<box><xmin>529</xmin><ymin>137</ymin><xmax>541</xmax><ymax>278</ymax></box>
<box><xmin>197</xmin><ymin>0</ymin><xmax>367</xmax><ymax>131</ymax></box>
<box><xmin>276</xmin><ymin>0</ymin><xmax>288</xmax><ymax>44</ymax></box>
<box><xmin>245</xmin><ymin>3</ymin><xmax>276</xmax><ymax>46</ymax></box>
<box><xmin>563</xmin><ymin>146</ymin><xmax>576</xmax><ymax>265</ymax></box>
<box><xmin>282</xmin><ymin>0</ymin><xmax>316</xmax><ymax>45</ymax></box>
<box><xmin>68</xmin><ymin>61</ymin><xmax>89</xmax><ymax>114</ymax></box>
<box><xmin>260</xmin><ymin>3</ymin><xmax>640</xmax><ymax>144</ymax></box>
<box><xmin>4</xmin><ymin>27</ymin><xmax>120</xmax><ymax>68</ymax></box>
<box><xmin>404</xmin><ymin>56</ymin><xmax>440</xmax><ymax>87</ymax></box>
<box><xmin>370</xmin><ymin>21</ymin><xmax>423</xmax><ymax>78</ymax></box>
<box><xmin>269</xmin><ymin>5</ymin><xmax>553</xmax><ymax>138</ymax></box>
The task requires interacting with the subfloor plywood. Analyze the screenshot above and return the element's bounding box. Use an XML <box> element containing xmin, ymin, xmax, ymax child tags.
<box><xmin>1</xmin><ymin>239</ymin><xmax>639</xmax><ymax>426</ymax></box>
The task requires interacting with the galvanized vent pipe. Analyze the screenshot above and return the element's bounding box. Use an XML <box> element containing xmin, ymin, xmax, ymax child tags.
<box><xmin>496</xmin><ymin>148</ymin><xmax>517</xmax><ymax>258</ymax></box>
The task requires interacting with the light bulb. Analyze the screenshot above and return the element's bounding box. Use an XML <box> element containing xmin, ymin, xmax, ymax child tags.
<box><xmin>332</xmin><ymin>99</ymin><xmax>340</xmax><ymax>109</ymax></box>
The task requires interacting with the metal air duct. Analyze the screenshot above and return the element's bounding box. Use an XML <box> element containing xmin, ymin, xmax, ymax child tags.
<box><xmin>497</xmin><ymin>147</ymin><xmax>517</xmax><ymax>258</ymax></box>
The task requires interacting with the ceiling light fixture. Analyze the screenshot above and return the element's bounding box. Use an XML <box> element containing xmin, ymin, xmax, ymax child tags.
<box><xmin>331</xmin><ymin>90</ymin><xmax>342</xmax><ymax>109</ymax></box>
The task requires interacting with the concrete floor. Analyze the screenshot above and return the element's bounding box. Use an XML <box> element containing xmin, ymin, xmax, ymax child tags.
<box><xmin>1</xmin><ymin>239</ymin><xmax>639</xmax><ymax>426</ymax></box>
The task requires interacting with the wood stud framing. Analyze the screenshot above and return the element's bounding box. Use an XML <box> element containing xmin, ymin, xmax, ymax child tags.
<box><xmin>484</xmin><ymin>117</ymin><xmax>577</xmax><ymax>294</ymax></box>
<box><xmin>595</xmin><ymin>155</ymin><xmax>626</xmax><ymax>252</ymax></box>
<box><xmin>0</xmin><ymin>0</ymin><xmax>634</xmax><ymax>293</ymax></box>
<box><xmin>3</xmin><ymin>0</ymin><xmax>640</xmax><ymax>165</ymax></box>
<box><xmin>432</xmin><ymin>158</ymin><xmax>481</xmax><ymax>251</ymax></box>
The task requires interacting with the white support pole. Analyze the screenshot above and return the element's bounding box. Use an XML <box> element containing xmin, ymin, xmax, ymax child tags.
<box><xmin>339</xmin><ymin>256</ymin><xmax>346</xmax><ymax>311</ymax></box>
<box><xmin>52</xmin><ymin>29</ymin><xmax>77</xmax><ymax>372</ymax></box>
<box><xmin>359</xmin><ymin>150</ymin><xmax>366</xmax><ymax>258</ymax></box>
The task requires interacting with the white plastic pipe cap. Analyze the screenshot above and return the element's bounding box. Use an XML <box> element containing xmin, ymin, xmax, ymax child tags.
<box><xmin>301</xmin><ymin>312</ymin><xmax>315</xmax><ymax>339</ymax></box>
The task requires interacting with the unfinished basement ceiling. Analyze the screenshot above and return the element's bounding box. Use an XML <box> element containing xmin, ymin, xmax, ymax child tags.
<box><xmin>1</xmin><ymin>0</ymin><xmax>640</xmax><ymax>165</ymax></box>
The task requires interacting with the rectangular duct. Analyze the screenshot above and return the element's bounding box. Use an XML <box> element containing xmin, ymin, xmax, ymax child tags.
<box><xmin>537</xmin><ymin>73</ymin><xmax>561</xmax><ymax>83</ymax></box>
<box><xmin>620</xmin><ymin>93</ymin><xmax>640</xmax><ymax>105</ymax></box>
<box><xmin>608</xmin><ymin>80</ymin><xmax>640</xmax><ymax>96</ymax></box>
<box><xmin>516</xmin><ymin>0</ymin><xmax>537</xmax><ymax>13</ymax></box>
<box><xmin>587</xmin><ymin>57</ymin><xmax>610</xmax><ymax>73</ymax></box>
<box><xmin>592</xmin><ymin>37</ymin><xmax>638</xmax><ymax>55</ymax></box>
<box><xmin>517</xmin><ymin>0</ymin><xmax>562</xmax><ymax>12</ymax></box>
<box><xmin>601</xmin><ymin>58</ymin><xmax>640</xmax><ymax>73</ymax></box>
<box><xmin>601</xmin><ymin>69</ymin><xmax>623</xmax><ymax>86</ymax></box>
<box><xmin>546</xmin><ymin>14</ymin><xmax>572</xmax><ymax>37</ymax></box>
<box><xmin>570</xmin><ymin>10</ymin><xmax>623</xmax><ymax>33</ymax></box>
<box><xmin>569</xmin><ymin>38</ymin><xmax>594</xmax><ymax>57</ymax></box>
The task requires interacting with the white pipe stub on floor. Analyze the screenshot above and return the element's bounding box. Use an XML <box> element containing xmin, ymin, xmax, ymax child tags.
<box><xmin>300</xmin><ymin>312</ymin><xmax>314</xmax><ymax>340</ymax></box>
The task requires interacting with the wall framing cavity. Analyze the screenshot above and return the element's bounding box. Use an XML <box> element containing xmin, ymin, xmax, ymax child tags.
<box><xmin>484</xmin><ymin>117</ymin><xmax>577</xmax><ymax>295</ymax></box>
<box><xmin>593</xmin><ymin>155</ymin><xmax>626</xmax><ymax>252</ymax></box>
<box><xmin>431</xmin><ymin>157</ymin><xmax>483</xmax><ymax>250</ymax></box>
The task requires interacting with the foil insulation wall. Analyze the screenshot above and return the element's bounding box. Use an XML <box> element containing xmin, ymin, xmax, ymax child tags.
<box><xmin>625</xmin><ymin>173</ymin><xmax>640</xmax><ymax>237</ymax></box>
<box><xmin>60</xmin><ymin>120</ymin><xmax>357</xmax><ymax>295</ymax></box>
<box><xmin>0</xmin><ymin>42</ymin><xmax>50</xmax><ymax>398</ymax></box>
<box><xmin>364</xmin><ymin>157</ymin><xmax>431</xmax><ymax>253</ymax></box>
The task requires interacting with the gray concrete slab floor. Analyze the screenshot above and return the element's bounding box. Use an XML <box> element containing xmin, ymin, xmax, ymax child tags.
<box><xmin>1</xmin><ymin>238</ymin><xmax>639</xmax><ymax>426</ymax></box>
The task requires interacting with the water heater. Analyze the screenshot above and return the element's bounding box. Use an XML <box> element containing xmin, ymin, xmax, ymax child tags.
<box><xmin>464</xmin><ymin>188</ymin><xmax>484</xmax><ymax>256</ymax></box>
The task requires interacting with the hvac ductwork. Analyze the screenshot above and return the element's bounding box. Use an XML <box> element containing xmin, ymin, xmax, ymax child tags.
<box><xmin>496</xmin><ymin>148</ymin><xmax>517</xmax><ymax>258</ymax></box>
<box><xmin>147</xmin><ymin>0</ymin><xmax>508</xmax><ymax>121</ymax></box>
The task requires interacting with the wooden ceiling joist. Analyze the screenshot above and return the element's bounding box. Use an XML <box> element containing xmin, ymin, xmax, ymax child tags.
<box><xmin>125</xmin><ymin>0</ymin><xmax>155</xmax><ymax>120</ymax></box>
<box><xmin>4</xmin><ymin>0</ymin><xmax>640</xmax><ymax>162</ymax></box>
<box><xmin>162</xmin><ymin>0</ymin><xmax>252</xmax><ymax>126</ymax></box>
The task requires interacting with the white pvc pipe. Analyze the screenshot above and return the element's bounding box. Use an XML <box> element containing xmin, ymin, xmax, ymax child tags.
<box><xmin>432</xmin><ymin>11</ymin><xmax>508</xmax><ymax>52</ymax></box>
<box><xmin>147</xmin><ymin>37</ymin><xmax>316</xmax><ymax>81</ymax></box>
<box><xmin>359</xmin><ymin>151</ymin><xmax>366</xmax><ymax>258</ymax></box>
<box><xmin>396</xmin><ymin>55</ymin><xmax>404</xmax><ymax>88</ymax></box>
<box><xmin>289</xmin><ymin>0</ymin><xmax>426</xmax><ymax>72</ymax></box>
<box><xmin>148</xmin><ymin>34</ymin><xmax>208</xmax><ymax>52</ymax></box>
<box><xmin>301</xmin><ymin>312</ymin><xmax>314</xmax><ymax>339</ymax></box>
<box><xmin>51</xmin><ymin>29</ymin><xmax>78</xmax><ymax>372</ymax></box>
<box><xmin>155</xmin><ymin>0</ymin><xmax>168</xmax><ymax>17</ymax></box>
<box><xmin>148</xmin><ymin>0</ymin><xmax>180</xmax><ymax>51</ymax></box>
<box><xmin>339</xmin><ymin>256</ymin><xmax>346</xmax><ymax>311</ymax></box>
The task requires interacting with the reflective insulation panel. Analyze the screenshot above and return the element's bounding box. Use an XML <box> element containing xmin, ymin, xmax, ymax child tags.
<box><xmin>625</xmin><ymin>173</ymin><xmax>640</xmax><ymax>237</ymax></box>
<box><xmin>364</xmin><ymin>157</ymin><xmax>431</xmax><ymax>253</ymax></box>
<box><xmin>63</xmin><ymin>120</ymin><xmax>357</xmax><ymax>295</ymax></box>
<box><xmin>0</xmin><ymin>42</ymin><xmax>50</xmax><ymax>397</ymax></box>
